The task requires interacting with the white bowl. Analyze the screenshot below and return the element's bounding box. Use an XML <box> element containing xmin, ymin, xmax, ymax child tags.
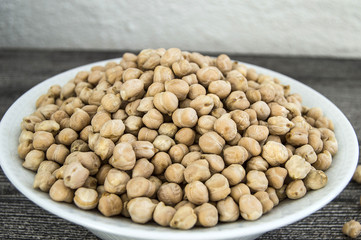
<box><xmin>0</xmin><ymin>58</ymin><xmax>358</xmax><ymax>240</ymax></box>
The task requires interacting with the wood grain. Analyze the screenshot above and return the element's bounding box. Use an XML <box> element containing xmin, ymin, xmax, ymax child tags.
<box><xmin>0</xmin><ymin>50</ymin><xmax>360</xmax><ymax>240</ymax></box>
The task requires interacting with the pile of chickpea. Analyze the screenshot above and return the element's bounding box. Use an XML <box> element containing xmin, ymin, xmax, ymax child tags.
<box><xmin>18</xmin><ymin>48</ymin><xmax>338</xmax><ymax>230</ymax></box>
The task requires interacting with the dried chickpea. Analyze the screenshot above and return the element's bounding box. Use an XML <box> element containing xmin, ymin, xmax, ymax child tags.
<box><xmin>222</xmin><ymin>164</ymin><xmax>246</xmax><ymax>186</ymax></box>
<box><xmin>158</xmin><ymin>123</ymin><xmax>178</xmax><ymax>138</ymax></box>
<box><xmin>205</xmin><ymin>173</ymin><xmax>231</xmax><ymax>201</ymax></box>
<box><xmin>196</xmin><ymin>66</ymin><xmax>223</xmax><ymax>87</ymax></box>
<box><xmin>199</xmin><ymin>131</ymin><xmax>225</xmax><ymax>155</ymax></box>
<box><xmin>230</xmin><ymin>183</ymin><xmax>251</xmax><ymax>203</ymax></box>
<box><xmin>185</xmin><ymin>181</ymin><xmax>209</xmax><ymax>205</ymax></box>
<box><xmin>196</xmin><ymin>115</ymin><xmax>217</xmax><ymax>135</ymax></box>
<box><xmin>286</xmin><ymin>180</ymin><xmax>307</xmax><ymax>199</ymax></box>
<box><xmin>294</xmin><ymin>144</ymin><xmax>317</xmax><ymax>164</ymax></box>
<box><xmin>225</xmin><ymin>91</ymin><xmax>250</xmax><ymax>110</ymax></box>
<box><xmin>122</xmin><ymin>68</ymin><xmax>142</xmax><ymax>82</ymax></box>
<box><xmin>49</xmin><ymin>179</ymin><xmax>74</xmax><ymax>203</ymax></box>
<box><xmin>267</xmin><ymin>116</ymin><xmax>294</xmax><ymax>135</ymax></box>
<box><xmin>94</xmin><ymin>136</ymin><xmax>115</xmax><ymax>160</ymax></box>
<box><xmin>226</xmin><ymin>70</ymin><xmax>248</xmax><ymax>92</ymax></box>
<box><xmin>46</xmin><ymin>144</ymin><xmax>69</xmax><ymax>164</ymax></box>
<box><xmin>266</xmin><ymin>187</ymin><xmax>280</xmax><ymax>206</ymax></box>
<box><xmin>285</xmin><ymin>155</ymin><xmax>312</xmax><ymax>180</ymax></box>
<box><xmin>132</xmin><ymin>158</ymin><xmax>154</xmax><ymax>178</ymax></box>
<box><xmin>137</xmin><ymin>97</ymin><xmax>154</xmax><ymax>112</ymax></box>
<box><xmin>172</xmin><ymin>108</ymin><xmax>198</xmax><ymax>128</ymax></box>
<box><xmin>96</xmin><ymin>164</ymin><xmax>112</xmax><ymax>185</ymax></box>
<box><xmin>124</xmin><ymin>116</ymin><xmax>143</xmax><ymax>135</ymax></box>
<box><xmin>23</xmin><ymin>149</ymin><xmax>45</xmax><ymax>171</ymax></box>
<box><xmin>250</xmin><ymin>101</ymin><xmax>270</xmax><ymax>121</ymax></box>
<box><xmin>91</xmin><ymin>111</ymin><xmax>111</xmax><ymax>132</ymax></box>
<box><xmin>262</xmin><ymin>141</ymin><xmax>289</xmax><ymax>166</ymax></box>
<box><xmin>246</xmin><ymin>156</ymin><xmax>269</xmax><ymax>172</ymax></box>
<box><xmin>153</xmin><ymin>91</ymin><xmax>179</xmax><ymax>115</ymax></box>
<box><xmin>33</xmin><ymin>131</ymin><xmax>55</xmax><ymax>151</ymax></box>
<box><xmin>312</xmin><ymin>150</ymin><xmax>332</xmax><ymax>171</ymax></box>
<box><xmin>244</xmin><ymin>125</ymin><xmax>269</xmax><ymax>142</ymax></box>
<box><xmin>169</xmin><ymin>144</ymin><xmax>189</xmax><ymax>163</ymax></box>
<box><xmin>265</xmin><ymin>167</ymin><xmax>288</xmax><ymax>189</ymax></box>
<box><xmin>216</xmin><ymin>196</ymin><xmax>239</xmax><ymax>222</ymax></box>
<box><xmin>174</xmin><ymin>201</ymin><xmax>195</xmax><ymax>210</ymax></box>
<box><xmin>181</xmin><ymin>152</ymin><xmax>202</xmax><ymax>168</ymax></box>
<box><xmin>57</xmin><ymin>128</ymin><xmax>78</xmax><ymax>146</ymax></box>
<box><xmin>194</xmin><ymin>203</ymin><xmax>218</xmax><ymax>227</ymax></box>
<box><xmin>104</xmin><ymin>168</ymin><xmax>130</xmax><ymax>194</ymax></box>
<box><xmin>33</xmin><ymin>171</ymin><xmax>56</xmax><ymax>192</ymax></box>
<box><xmin>37</xmin><ymin>160</ymin><xmax>60</xmax><ymax>174</ymax></box>
<box><xmin>208</xmin><ymin>80</ymin><xmax>231</xmax><ymax>99</ymax></box>
<box><xmin>170</xmin><ymin>206</ymin><xmax>197</xmax><ymax>230</ymax></box>
<box><xmin>165</xmin><ymin>79</ymin><xmax>189</xmax><ymax>100</ymax></box>
<box><xmin>201</xmin><ymin>154</ymin><xmax>225</xmax><ymax>173</ymax></box>
<box><xmin>353</xmin><ymin>165</ymin><xmax>361</xmax><ymax>184</ymax></box>
<box><xmin>126</xmin><ymin>177</ymin><xmax>155</xmax><ymax>199</ymax></box>
<box><xmin>237</xmin><ymin>137</ymin><xmax>261</xmax><ymax>157</ymax></box>
<box><xmin>223</xmin><ymin>146</ymin><xmax>249</xmax><ymax>165</ymax></box>
<box><xmin>254</xmin><ymin>191</ymin><xmax>274</xmax><ymax>214</ymax></box>
<box><xmin>142</xmin><ymin>108</ymin><xmax>163</xmax><ymax>129</ymax></box>
<box><xmin>190</xmin><ymin>95</ymin><xmax>214</xmax><ymax>116</ymax></box>
<box><xmin>120</xmin><ymin>79</ymin><xmax>144</xmax><ymax>101</ymax></box>
<box><xmin>164</xmin><ymin>163</ymin><xmax>185</xmax><ymax>184</ymax></box>
<box><xmin>157</xmin><ymin>183</ymin><xmax>183</xmax><ymax>206</ymax></box>
<box><xmin>110</xmin><ymin>142</ymin><xmax>136</xmax><ymax>171</ymax></box>
<box><xmin>73</xmin><ymin>188</ymin><xmax>98</xmax><ymax>210</ymax></box>
<box><xmin>304</xmin><ymin>169</ymin><xmax>327</xmax><ymax>190</ymax></box>
<box><xmin>172</xmin><ymin>59</ymin><xmax>192</xmax><ymax>78</ymax></box>
<box><xmin>174</xmin><ymin>128</ymin><xmax>196</xmax><ymax>146</ymax></box>
<box><xmin>188</xmin><ymin>84</ymin><xmax>206</xmax><ymax>100</ymax></box>
<box><xmin>119</xmin><ymin>133</ymin><xmax>137</xmax><ymax>144</ymax></box>
<box><xmin>286</xmin><ymin>127</ymin><xmax>308</xmax><ymax>146</ymax></box>
<box><xmin>184</xmin><ymin>159</ymin><xmax>211</xmax><ymax>183</ymax></box>
<box><xmin>145</xmin><ymin>82</ymin><xmax>165</xmax><ymax>97</ymax></box>
<box><xmin>239</xmin><ymin>194</ymin><xmax>263</xmax><ymax>220</ymax></box>
<box><xmin>246</xmin><ymin>170</ymin><xmax>268</xmax><ymax>192</ymax></box>
<box><xmin>98</xmin><ymin>193</ymin><xmax>123</xmax><ymax>217</ymax></box>
<box><xmin>153</xmin><ymin>202</ymin><xmax>177</xmax><ymax>227</ymax></box>
<box><xmin>151</xmin><ymin>152</ymin><xmax>172</xmax><ymax>175</ymax></box>
<box><xmin>343</xmin><ymin>220</ymin><xmax>361</xmax><ymax>238</ymax></box>
<box><xmin>153</xmin><ymin>135</ymin><xmax>175</xmax><ymax>152</ymax></box>
<box><xmin>213</xmin><ymin>115</ymin><xmax>237</xmax><ymax>141</ymax></box>
<box><xmin>100</xmin><ymin>119</ymin><xmax>125</xmax><ymax>142</ymax></box>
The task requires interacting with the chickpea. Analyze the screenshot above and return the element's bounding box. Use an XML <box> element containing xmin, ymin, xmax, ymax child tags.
<box><xmin>49</xmin><ymin>179</ymin><xmax>74</xmax><ymax>203</ymax></box>
<box><xmin>313</xmin><ymin>150</ymin><xmax>332</xmax><ymax>171</ymax></box>
<box><xmin>141</xmin><ymin>109</ymin><xmax>163</xmax><ymax>130</ymax></box>
<box><xmin>132</xmin><ymin>141</ymin><xmax>157</xmax><ymax>159</ymax></box>
<box><xmin>170</xmin><ymin>206</ymin><xmax>197</xmax><ymax>230</ymax></box>
<box><xmin>353</xmin><ymin>165</ymin><xmax>361</xmax><ymax>184</ymax></box>
<box><xmin>105</xmin><ymin>66</ymin><xmax>123</xmax><ymax>84</ymax></box>
<box><xmin>184</xmin><ymin>181</ymin><xmax>209</xmax><ymax>205</ymax></box>
<box><xmin>98</xmin><ymin>193</ymin><xmax>123</xmax><ymax>217</ymax></box>
<box><xmin>222</xmin><ymin>164</ymin><xmax>246</xmax><ymax>186</ymax></box>
<box><xmin>119</xmin><ymin>133</ymin><xmax>137</xmax><ymax>144</ymax></box>
<box><xmin>137</xmin><ymin>127</ymin><xmax>157</xmax><ymax>142</ymax></box>
<box><xmin>104</xmin><ymin>168</ymin><xmax>130</xmax><ymax>194</ymax></box>
<box><xmin>223</xmin><ymin>146</ymin><xmax>249</xmax><ymax>165</ymax></box>
<box><xmin>73</xmin><ymin>188</ymin><xmax>98</xmax><ymax>210</ymax></box>
<box><xmin>68</xmin><ymin>108</ymin><xmax>90</xmax><ymax>132</ymax></box>
<box><xmin>285</xmin><ymin>155</ymin><xmax>311</xmax><ymax>180</ymax></box>
<box><xmin>304</xmin><ymin>169</ymin><xmax>328</xmax><ymax>190</ymax></box>
<box><xmin>169</xmin><ymin>144</ymin><xmax>189</xmax><ymax>163</ymax></box>
<box><xmin>152</xmin><ymin>152</ymin><xmax>172</xmax><ymax>175</ymax></box>
<box><xmin>124</xmin><ymin>116</ymin><xmax>143</xmax><ymax>135</ymax></box>
<box><xmin>266</xmin><ymin>187</ymin><xmax>280</xmax><ymax>206</ymax></box>
<box><xmin>262</xmin><ymin>141</ymin><xmax>289</xmax><ymax>166</ymax></box>
<box><xmin>46</xmin><ymin>143</ymin><xmax>70</xmax><ymax>164</ymax></box>
<box><xmin>172</xmin><ymin>108</ymin><xmax>198</xmax><ymax>128</ymax></box>
<box><xmin>70</xmin><ymin>139</ymin><xmax>89</xmax><ymax>153</ymax></box>
<box><xmin>294</xmin><ymin>144</ymin><xmax>317</xmax><ymax>164</ymax></box>
<box><xmin>96</xmin><ymin>164</ymin><xmax>112</xmax><ymax>185</ymax></box>
<box><xmin>286</xmin><ymin>127</ymin><xmax>308</xmax><ymax>146</ymax></box>
<box><xmin>205</xmin><ymin>173</ymin><xmax>231</xmax><ymax>201</ymax></box>
<box><xmin>230</xmin><ymin>110</ymin><xmax>250</xmax><ymax>131</ymax></box>
<box><xmin>22</xmin><ymin>149</ymin><xmax>45</xmax><ymax>171</ymax></box>
<box><xmin>37</xmin><ymin>160</ymin><xmax>60</xmax><ymax>174</ymax></box>
<box><xmin>172</xmin><ymin>59</ymin><xmax>192</xmax><ymax>78</ymax></box>
<box><xmin>132</xmin><ymin>158</ymin><xmax>154</xmax><ymax>178</ymax></box>
<box><xmin>308</xmin><ymin>129</ymin><xmax>323</xmax><ymax>153</ymax></box>
<box><xmin>19</xmin><ymin>130</ymin><xmax>34</xmax><ymax>144</ymax></box>
<box><xmin>226</xmin><ymin>70</ymin><xmax>248</xmax><ymax>92</ymax></box>
<box><xmin>254</xmin><ymin>191</ymin><xmax>274</xmax><ymax>214</ymax></box>
<box><xmin>246</xmin><ymin>156</ymin><xmax>269</xmax><ymax>172</ymax></box>
<box><xmin>286</xmin><ymin>180</ymin><xmax>307</xmax><ymax>199</ymax></box>
<box><xmin>91</xmin><ymin>111</ymin><xmax>111</xmax><ymax>133</ymax></box>
<box><xmin>343</xmin><ymin>220</ymin><xmax>361</xmax><ymax>238</ymax></box>
<box><xmin>57</xmin><ymin>128</ymin><xmax>78</xmax><ymax>146</ymax></box>
<box><xmin>174</xmin><ymin>201</ymin><xmax>195</xmax><ymax>210</ymax></box>
<box><xmin>237</xmin><ymin>137</ymin><xmax>261</xmax><ymax>157</ymax></box>
<box><xmin>94</xmin><ymin>136</ymin><xmax>115</xmax><ymax>160</ymax></box>
<box><xmin>225</xmin><ymin>91</ymin><xmax>250</xmax><ymax>110</ymax></box>
<box><xmin>125</xmin><ymin>100</ymin><xmax>142</xmax><ymax>116</ymax></box>
<box><xmin>137</xmin><ymin>97</ymin><xmax>154</xmax><ymax>112</ymax></box>
<box><xmin>196</xmin><ymin>115</ymin><xmax>216</xmax><ymax>135</ymax></box>
<box><xmin>230</xmin><ymin>183</ymin><xmax>251</xmax><ymax>203</ymax></box>
<box><xmin>267</xmin><ymin>116</ymin><xmax>294</xmax><ymax>135</ymax></box>
<box><xmin>157</xmin><ymin>183</ymin><xmax>183</xmax><ymax>206</ymax></box>
<box><xmin>164</xmin><ymin>163</ymin><xmax>185</xmax><ymax>184</ymax></box>
<box><xmin>33</xmin><ymin>171</ymin><xmax>57</xmax><ymax>192</ymax></box>
<box><xmin>153</xmin><ymin>135</ymin><xmax>175</xmax><ymax>152</ymax></box>
<box><xmin>188</xmin><ymin>84</ymin><xmax>206</xmax><ymax>100</ymax></box>
<box><xmin>184</xmin><ymin>159</ymin><xmax>211</xmax><ymax>183</ymax></box>
<box><xmin>265</xmin><ymin>167</ymin><xmax>288</xmax><ymax>189</ymax></box>
<box><xmin>17</xmin><ymin>141</ymin><xmax>33</xmax><ymax>159</ymax></box>
<box><xmin>153</xmin><ymin>91</ymin><xmax>179</xmax><ymax>115</ymax></box>
<box><xmin>120</xmin><ymin>79</ymin><xmax>144</xmax><ymax>101</ymax></box>
<box><xmin>164</xmin><ymin>79</ymin><xmax>190</xmax><ymax>101</ymax></box>
<box><xmin>122</xmin><ymin>68</ymin><xmax>142</xmax><ymax>82</ymax></box>
<box><xmin>201</xmin><ymin>154</ymin><xmax>225</xmax><ymax>173</ymax></box>
<box><xmin>194</xmin><ymin>203</ymin><xmax>218</xmax><ymax>227</ymax></box>
<box><xmin>100</xmin><ymin>119</ymin><xmax>125</xmax><ymax>142</ymax></box>
<box><xmin>182</xmin><ymin>73</ymin><xmax>198</xmax><ymax>85</ymax></box>
<box><xmin>174</xmin><ymin>128</ymin><xmax>196</xmax><ymax>146</ymax></box>
<box><xmin>246</xmin><ymin>170</ymin><xmax>268</xmax><ymax>192</ymax></box>
<box><xmin>244</xmin><ymin>125</ymin><xmax>269</xmax><ymax>142</ymax></box>
<box><xmin>110</xmin><ymin>142</ymin><xmax>136</xmax><ymax>171</ymax></box>
<box><xmin>145</xmin><ymin>82</ymin><xmax>165</xmax><ymax>97</ymax></box>
<box><xmin>196</xmin><ymin>66</ymin><xmax>223</xmax><ymax>87</ymax></box>
<box><xmin>181</xmin><ymin>151</ymin><xmax>202</xmax><ymax>167</ymax></box>
<box><xmin>216</xmin><ymin>196</ymin><xmax>239</xmax><ymax>223</ymax></box>
<box><xmin>213</xmin><ymin>115</ymin><xmax>237</xmax><ymax>141</ymax></box>
<box><xmin>190</xmin><ymin>95</ymin><xmax>214</xmax><ymax>116</ymax></box>
<box><xmin>239</xmin><ymin>194</ymin><xmax>263</xmax><ymax>220</ymax></box>
<box><xmin>153</xmin><ymin>202</ymin><xmax>177</xmax><ymax>227</ymax></box>
<box><xmin>208</xmin><ymin>80</ymin><xmax>231</xmax><ymax>99</ymax></box>
<box><xmin>126</xmin><ymin>177</ymin><xmax>155</xmax><ymax>199</ymax></box>
<box><xmin>199</xmin><ymin>131</ymin><xmax>225</xmax><ymax>155</ymax></box>
<box><xmin>33</xmin><ymin>131</ymin><xmax>55</xmax><ymax>151</ymax></box>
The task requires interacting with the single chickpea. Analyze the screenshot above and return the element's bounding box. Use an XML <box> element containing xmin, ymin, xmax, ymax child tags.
<box><xmin>246</xmin><ymin>170</ymin><xmax>268</xmax><ymax>192</ymax></box>
<box><xmin>17</xmin><ymin>141</ymin><xmax>33</xmax><ymax>159</ymax></box>
<box><xmin>286</xmin><ymin>180</ymin><xmax>307</xmax><ymax>199</ymax></box>
<box><xmin>222</xmin><ymin>164</ymin><xmax>246</xmax><ymax>186</ymax></box>
<box><xmin>239</xmin><ymin>194</ymin><xmax>263</xmax><ymax>221</ymax></box>
<box><xmin>164</xmin><ymin>163</ymin><xmax>185</xmax><ymax>184</ymax></box>
<box><xmin>137</xmin><ymin>97</ymin><xmax>154</xmax><ymax>112</ymax></box>
<box><xmin>156</xmin><ymin>123</ymin><xmax>176</xmax><ymax>138</ymax></box>
<box><xmin>21</xmin><ymin>115</ymin><xmax>43</xmax><ymax>132</ymax></box>
<box><xmin>170</xmin><ymin>206</ymin><xmax>197</xmax><ymax>230</ymax></box>
<box><xmin>104</xmin><ymin>168</ymin><xmax>130</xmax><ymax>194</ymax></box>
<box><xmin>138</xmin><ymin>127</ymin><xmax>158</xmax><ymax>142</ymax></box>
<box><xmin>269</xmin><ymin>102</ymin><xmax>289</xmax><ymax>118</ymax></box>
<box><xmin>184</xmin><ymin>159</ymin><xmax>211</xmax><ymax>183</ymax></box>
<box><xmin>164</xmin><ymin>79</ymin><xmax>190</xmax><ymax>101</ymax></box>
<box><xmin>246</xmin><ymin>156</ymin><xmax>269</xmax><ymax>172</ymax></box>
<box><xmin>157</xmin><ymin>183</ymin><xmax>183</xmax><ymax>206</ymax></box>
<box><xmin>153</xmin><ymin>91</ymin><xmax>179</xmax><ymax>115</ymax></box>
<box><xmin>110</xmin><ymin>142</ymin><xmax>136</xmax><ymax>171</ymax></box>
<box><xmin>199</xmin><ymin>131</ymin><xmax>225</xmax><ymax>155</ymax></box>
<box><xmin>172</xmin><ymin>108</ymin><xmax>198</xmax><ymax>128</ymax></box>
<box><xmin>230</xmin><ymin>110</ymin><xmax>250</xmax><ymax>131</ymax></box>
<box><xmin>286</xmin><ymin>127</ymin><xmax>308</xmax><ymax>146</ymax></box>
<box><xmin>91</xmin><ymin>111</ymin><xmax>111</xmax><ymax>133</ymax></box>
<box><xmin>230</xmin><ymin>183</ymin><xmax>251</xmax><ymax>203</ymax></box>
<box><xmin>223</xmin><ymin>146</ymin><xmax>249</xmax><ymax>165</ymax></box>
<box><xmin>188</xmin><ymin>84</ymin><xmax>206</xmax><ymax>100</ymax></box>
<box><xmin>153</xmin><ymin>202</ymin><xmax>177</xmax><ymax>227</ymax></box>
<box><xmin>267</xmin><ymin>116</ymin><xmax>294</xmax><ymax>135</ymax></box>
<box><xmin>250</xmin><ymin>101</ymin><xmax>270</xmax><ymax>121</ymax></box>
<box><xmin>216</xmin><ymin>196</ymin><xmax>239</xmax><ymax>223</ymax></box>
<box><xmin>172</xmin><ymin>59</ymin><xmax>192</xmax><ymax>78</ymax></box>
<box><xmin>68</xmin><ymin>108</ymin><xmax>90</xmax><ymax>132</ymax></box>
<box><xmin>215</xmin><ymin>54</ymin><xmax>232</xmax><ymax>74</ymax></box>
<box><xmin>45</xmin><ymin>144</ymin><xmax>69</xmax><ymax>165</ymax></box>
<box><xmin>262</xmin><ymin>141</ymin><xmax>289</xmax><ymax>166</ymax></box>
<box><xmin>194</xmin><ymin>203</ymin><xmax>218</xmax><ymax>227</ymax></box>
<box><xmin>294</xmin><ymin>144</ymin><xmax>317</xmax><ymax>164</ymax></box>
<box><xmin>304</xmin><ymin>169</ymin><xmax>328</xmax><ymax>190</ymax></box>
<box><xmin>100</xmin><ymin>93</ymin><xmax>121</xmax><ymax>113</ymax></box>
<box><xmin>225</xmin><ymin>91</ymin><xmax>250</xmax><ymax>110</ymax></box>
<box><xmin>190</xmin><ymin>95</ymin><xmax>214</xmax><ymax>116</ymax></box>
<box><xmin>196</xmin><ymin>115</ymin><xmax>217</xmax><ymax>135</ymax></box>
<box><xmin>122</xmin><ymin>68</ymin><xmax>142</xmax><ymax>82</ymax></box>
<box><xmin>126</xmin><ymin>177</ymin><xmax>155</xmax><ymax>199</ymax></box>
<box><xmin>237</xmin><ymin>137</ymin><xmax>261</xmax><ymax>157</ymax></box>
<box><xmin>88</xmin><ymin>70</ymin><xmax>105</xmax><ymax>85</ymax></box>
<box><xmin>181</xmin><ymin>151</ymin><xmax>202</xmax><ymax>167</ymax></box>
<box><xmin>132</xmin><ymin>158</ymin><xmax>154</xmax><ymax>178</ymax></box>
<box><xmin>246</xmin><ymin>89</ymin><xmax>262</xmax><ymax>104</ymax></box>
<box><xmin>226</xmin><ymin>70</ymin><xmax>248</xmax><ymax>92</ymax></box>
<box><xmin>285</xmin><ymin>155</ymin><xmax>312</xmax><ymax>180</ymax></box>
<box><xmin>265</xmin><ymin>167</ymin><xmax>288</xmax><ymax>189</ymax></box>
<box><xmin>124</xmin><ymin>116</ymin><xmax>143</xmax><ymax>135</ymax></box>
<box><xmin>19</xmin><ymin>130</ymin><xmax>34</xmax><ymax>144</ymax></box>
<box><xmin>22</xmin><ymin>149</ymin><xmax>45</xmax><ymax>171</ymax></box>
<box><xmin>184</xmin><ymin>181</ymin><xmax>209</xmax><ymax>205</ymax></box>
<box><xmin>120</xmin><ymin>79</ymin><xmax>145</xmax><ymax>101</ymax></box>
<box><xmin>49</xmin><ymin>179</ymin><xmax>74</xmax><ymax>203</ymax></box>
<box><xmin>343</xmin><ymin>220</ymin><xmax>361</xmax><ymax>238</ymax></box>
<box><xmin>70</xmin><ymin>139</ymin><xmax>89</xmax><ymax>153</ymax></box>
<box><xmin>208</xmin><ymin>80</ymin><xmax>231</xmax><ymax>99</ymax></box>
<box><xmin>33</xmin><ymin>171</ymin><xmax>56</xmax><ymax>192</ymax></box>
<box><xmin>205</xmin><ymin>173</ymin><xmax>231</xmax><ymax>201</ymax></box>
<box><xmin>196</xmin><ymin>66</ymin><xmax>223</xmax><ymax>87</ymax></box>
<box><xmin>132</xmin><ymin>141</ymin><xmax>157</xmax><ymax>159</ymax></box>
<box><xmin>37</xmin><ymin>160</ymin><xmax>60</xmax><ymax>174</ymax></box>
<box><xmin>106</xmin><ymin>66</ymin><xmax>123</xmax><ymax>84</ymax></box>
<box><xmin>94</xmin><ymin>136</ymin><xmax>115</xmax><ymax>161</ymax></box>
<box><xmin>169</xmin><ymin>144</ymin><xmax>189</xmax><ymax>163</ymax></box>
<box><xmin>73</xmin><ymin>188</ymin><xmax>98</xmax><ymax>210</ymax></box>
<box><xmin>119</xmin><ymin>133</ymin><xmax>137</xmax><ymax>144</ymax></box>
<box><xmin>32</xmin><ymin>131</ymin><xmax>55</xmax><ymax>151</ymax></box>
<box><xmin>151</xmin><ymin>152</ymin><xmax>172</xmax><ymax>175</ymax></box>
<box><xmin>244</xmin><ymin>125</ymin><xmax>269</xmax><ymax>142</ymax></box>
<box><xmin>174</xmin><ymin>200</ymin><xmax>195</xmax><ymax>210</ymax></box>
<box><xmin>160</xmin><ymin>48</ymin><xmax>182</xmax><ymax>67</ymax></box>
<box><xmin>353</xmin><ymin>165</ymin><xmax>361</xmax><ymax>184</ymax></box>
<box><xmin>98</xmin><ymin>193</ymin><xmax>123</xmax><ymax>217</ymax></box>
<box><xmin>145</xmin><ymin>82</ymin><xmax>165</xmax><ymax>97</ymax></box>
<box><xmin>254</xmin><ymin>191</ymin><xmax>274</xmax><ymax>214</ymax></box>
<box><xmin>63</xmin><ymin>161</ymin><xmax>90</xmax><ymax>189</ymax></box>
<box><xmin>308</xmin><ymin>129</ymin><xmax>323</xmax><ymax>153</ymax></box>
<box><xmin>312</xmin><ymin>150</ymin><xmax>332</xmax><ymax>171</ymax></box>
<box><xmin>125</xmin><ymin>99</ymin><xmax>142</xmax><ymax>116</ymax></box>
<box><xmin>142</xmin><ymin>108</ymin><xmax>163</xmax><ymax>130</ymax></box>
<box><xmin>182</xmin><ymin>73</ymin><xmax>198</xmax><ymax>85</ymax></box>
<box><xmin>153</xmin><ymin>135</ymin><xmax>175</xmax><ymax>152</ymax></box>
<box><xmin>266</xmin><ymin>187</ymin><xmax>280</xmax><ymax>206</ymax></box>
<box><xmin>96</xmin><ymin>164</ymin><xmax>112</xmax><ymax>185</ymax></box>
<box><xmin>201</xmin><ymin>154</ymin><xmax>225</xmax><ymax>173</ymax></box>
<box><xmin>174</xmin><ymin>128</ymin><xmax>196</xmax><ymax>146</ymax></box>
<box><xmin>100</xmin><ymin>119</ymin><xmax>125</xmax><ymax>142</ymax></box>
<box><xmin>34</xmin><ymin>120</ymin><xmax>60</xmax><ymax>135</ymax></box>
<box><xmin>57</xmin><ymin>128</ymin><xmax>78</xmax><ymax>146</ymax></box>
<box><xmin>213</xmin><ymin>115</ymin><xmax>237</xmax><ymax>141</ymax></box>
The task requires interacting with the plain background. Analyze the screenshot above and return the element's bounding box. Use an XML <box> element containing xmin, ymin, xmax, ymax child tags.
<box><xmin>1</xmin><ymin>0</ymin><xmax>361</xmax><ymax>58</ymax></box>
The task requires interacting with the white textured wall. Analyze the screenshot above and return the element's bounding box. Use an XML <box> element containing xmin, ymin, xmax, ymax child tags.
<box><xmin>1</xmin><ymin>0</ymin><xmax>361</xmax><ymax>58</ymax></box>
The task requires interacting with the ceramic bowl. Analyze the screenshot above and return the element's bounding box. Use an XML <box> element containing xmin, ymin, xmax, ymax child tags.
<box><xmin>0</xmin><ymin>58</ymin><xmax>358</xmax><ymax>240</ymax></box>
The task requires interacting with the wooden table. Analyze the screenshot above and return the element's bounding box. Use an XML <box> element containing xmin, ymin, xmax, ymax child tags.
<box><xmin>0</xmin><ymin>50</ymin><xmax>360</xmax><ymax>239</ymax></box>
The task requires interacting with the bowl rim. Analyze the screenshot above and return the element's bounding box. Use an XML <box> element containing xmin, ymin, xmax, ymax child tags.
<box><xmin>0</xmin><ymin>58</ymin><xmax>359</xmax><ymax>239</ymax></box>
